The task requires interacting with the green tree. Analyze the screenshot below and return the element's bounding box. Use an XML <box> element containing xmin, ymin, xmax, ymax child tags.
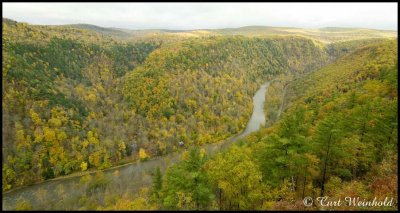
<box><xmin>313</xmin><ymin>115</ymin><xmax>345</xmax><ymax>197</ymax></box>
<box><xmin>161</xmin><ymin>147</ymin><xmax>214</xmax><ymax>210</ymax></box>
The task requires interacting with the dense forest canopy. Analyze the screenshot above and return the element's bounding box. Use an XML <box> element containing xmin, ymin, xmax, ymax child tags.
<box><xmin>3</xmin><ymin>19</ymin><xmax>160</xmax><ymax>189</ymax></box>
<box><xmin>2</xmin><ymin>18</ymin><xmax>398</xmax><ymax>211</ymax></box>
<box><xmin>123</xmin><ymin>36</ymin><xmax>329</xmax><ymax>151</ymax></box>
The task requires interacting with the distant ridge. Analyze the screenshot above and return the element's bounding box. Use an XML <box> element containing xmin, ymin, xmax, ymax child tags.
<box><xmin>3</xmin><ymin>18</ymin><xmax>397</xmax><ymax>43</ymax></box>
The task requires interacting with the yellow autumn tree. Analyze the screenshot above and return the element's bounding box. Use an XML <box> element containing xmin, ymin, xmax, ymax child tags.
<box><xmin>29</xmin><ymin>109</ymin><xmax>42</xmax><ymax>126</ymax></box>
<box><xmin>80</xmin><ymin>161</ymin><xmax>88</xmax><ymax>172</ymax></box>
<box><xmin>139</xmin><ymin>148</ymin><xmax>149</xmax><ymax>161</ymax></box>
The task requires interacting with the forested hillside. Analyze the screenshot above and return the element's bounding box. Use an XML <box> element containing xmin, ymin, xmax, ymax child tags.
<box><xmin>152</xmin><ymin>39</ymin><xmax>398</xmax><ymax>210</ymax></box>
<box><xmin>214</xmin><ymin>26</ymin><xmax>397</xmax><ymax>43</ymax></box>
<box><xmin>10</xmin><ymin>18</ymin><xmax>395</xmax><ymax>44</ymax></box>
<box><xmin>2</xmin><ymin>18</ymin><xmax>397</xmax><ymax>211</ymax></box>
<box><xmin>2</xmin><ymin>19</ymin><xmax>160</xmax><ymax>190</ymax></box>
<box><xmin>123</xmin><ymin>36</ymin><xmax>329</xmax><ymax>153</ymax></box>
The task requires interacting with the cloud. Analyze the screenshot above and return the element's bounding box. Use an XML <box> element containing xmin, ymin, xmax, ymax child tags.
<box><xmin>2</xmin><ymin>3</ymin><xmax>398</xmax><ymax>30</ymax></box>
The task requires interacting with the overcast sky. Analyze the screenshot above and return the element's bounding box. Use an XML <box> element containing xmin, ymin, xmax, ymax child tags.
<box><xmin>2</xmin><ymin>3</ymin><xmax>398</xmax><ymax>31</ymax></box>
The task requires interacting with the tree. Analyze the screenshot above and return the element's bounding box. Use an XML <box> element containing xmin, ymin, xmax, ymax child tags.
<box><xmin>205</xmin><ymin>146</ymin><xmax>263</xmax><ymax>210</ymax></box>
<box><xmin>81</xmin><ymin>161</ymin><xmax>88</xmax><ymax>172</ymax></box>
<box><xmin>139</xmin><ymin>148</ymin><xmax>150</xmax><ymax>161</ymax></box>
<box><xmin>161</xmin><ymin>147</ymin><xmax>214</xmax><ymax>210</ymax></box>
<box><xmin>152</xmin><ymin>167</ymin><xmax>162</xmax><ymax>199</ymax></box>
<box><xmin>2</xmin><ymin>164</ymin><xmax>16</xmax><ymax>191</ymax></box>
<box><xmin>313</xmin><ymin>115</ymin><xmax>345</xmax><ymax>197</ymax></box>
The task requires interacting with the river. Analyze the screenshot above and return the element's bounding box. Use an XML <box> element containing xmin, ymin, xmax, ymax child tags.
<box><xmin>2</xmin><ymin>81</ymin><xmax>271</xmax><ymax>210</ymax></box>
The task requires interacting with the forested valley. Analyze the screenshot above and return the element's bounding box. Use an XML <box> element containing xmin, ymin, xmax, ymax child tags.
<box><xmin>2</xmin><ymin>18</ymin><xmax>397</xmax><ymax>210</ymax></box>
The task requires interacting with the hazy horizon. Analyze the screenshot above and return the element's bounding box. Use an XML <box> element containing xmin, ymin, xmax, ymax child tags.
<box><xmin>3</xmin><ymin>16</ymin><xmax>398</xmax><ymax>32</ymax></box>
<box><xmin>2</xmin><ymin>3</ymin><xmax>398</xmax><ymax>31</ymax></box>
